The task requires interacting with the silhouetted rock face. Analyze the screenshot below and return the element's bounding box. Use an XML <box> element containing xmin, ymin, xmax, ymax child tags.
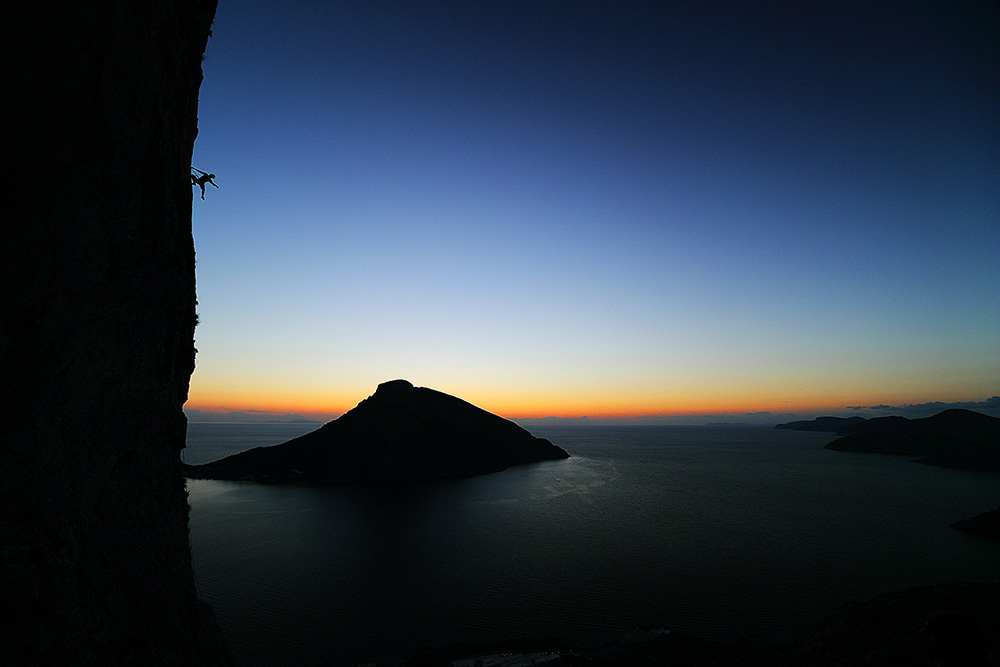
<box><xmin>2</xmin><ymin>2</ymin><xmax>229</xmax><ymax>664</ymax></box>
<box><xmin>187</xmin><ymin>380</ymin><xmax>570</xmax><ymax>482</ymax></box>
<box><xmin>824</xmin><ymin>409</ymin><xmax>1000</xmax><ymax>471</ymax></box>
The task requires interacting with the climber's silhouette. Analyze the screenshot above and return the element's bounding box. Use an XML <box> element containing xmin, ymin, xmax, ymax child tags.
<box><xmin>191</xmin><ymin>168</ymin><xmax>218</xmax><ymax>199</ymax></box>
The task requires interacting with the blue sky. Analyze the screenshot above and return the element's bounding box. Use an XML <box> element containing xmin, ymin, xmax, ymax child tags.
<box><xmin>188</xmin><ymin>1</ymin><xmax>998</xmax><ymax>421</ymax></box>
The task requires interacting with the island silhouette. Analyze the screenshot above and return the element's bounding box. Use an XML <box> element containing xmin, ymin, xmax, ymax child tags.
<box><xmin>778</xmin><ymin>408</ymin><xmax>1000</xmax><ymax>472</ymax></box>
<box><xmin>184</xmin><ymin>379</ymin><xmax>569</xmax><ymax>483</ymax></box>
<box><xmin>825</xmin><ymin>409</ymin><xmax>1000</xmax><ymax>470</ymax></box>
<box><xmin>778</xmin><ymin>408</ymin><xmax>1000</xmax><ymax>542</ymax></box>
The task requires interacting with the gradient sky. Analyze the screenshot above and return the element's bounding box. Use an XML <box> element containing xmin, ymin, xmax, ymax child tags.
<box><xmin>188</xmin><ymin>1</ymin><xmax>998</xmax><ymax>421</ymax></box>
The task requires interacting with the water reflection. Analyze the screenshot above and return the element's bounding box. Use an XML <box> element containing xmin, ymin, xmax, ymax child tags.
<box><xmin>187</xmin><ymin>428</ymin><xmax>1000</xmax><ymax>667</ymax></box>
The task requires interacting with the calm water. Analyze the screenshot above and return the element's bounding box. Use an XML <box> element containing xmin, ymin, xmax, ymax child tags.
<box><xmin>185</xmin><ymin>423</ymin><xmax>1000</xmax><ymax>667</ymax></box>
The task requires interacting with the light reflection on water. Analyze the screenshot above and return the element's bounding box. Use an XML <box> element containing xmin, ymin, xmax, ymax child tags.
<box><xmin>186</xmin><ymin>425</ymin><xmax>1000</xmax><ymax>667</ymax></box>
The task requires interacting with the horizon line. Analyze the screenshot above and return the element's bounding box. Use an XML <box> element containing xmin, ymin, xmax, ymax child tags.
<box><xmin>185</xmin><ymin>395</ymin><xmax>1000</xmax><ymax>425</ymax></box>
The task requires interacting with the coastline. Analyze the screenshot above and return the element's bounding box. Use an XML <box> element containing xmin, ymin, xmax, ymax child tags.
<box><xmin>387</xmin><ymin>581</ymin><xmax>1000</xmax><ymax>666</ymax></box>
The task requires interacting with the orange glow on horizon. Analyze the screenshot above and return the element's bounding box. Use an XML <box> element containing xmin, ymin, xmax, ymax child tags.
<box><xmin>184</xmin><ymin>381</ymin><xmax>991</xmax><ymax>422</ymax></box>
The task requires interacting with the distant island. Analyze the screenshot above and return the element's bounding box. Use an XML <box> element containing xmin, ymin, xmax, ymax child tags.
<box><xmin>951</xmin><ymin>506</ymin><xmax>1000</xmax><ymax>540</ymax></box>
<box><xmin>829</xmin><ymin>409</ymin><xmax>1000</xmax><ymax>472</ymax></box>
<box><xmin>774</xmin><ymin>415</ymin><xmax>867</xmax><ymax>432</ymax></box>
<box><xmin>776</xmin><ymin>409</ymin><xmax>1000</xmax><ymax>472</ymax></box>
<box><xmin>184</xmin><ymin>380</ymin><xmax>569</xmax><ymax>483</ymax></box>
<box><xmin>779</xmin><ymin>409</ymin><xmax>1000</xmax><ymax>539</ymax></box>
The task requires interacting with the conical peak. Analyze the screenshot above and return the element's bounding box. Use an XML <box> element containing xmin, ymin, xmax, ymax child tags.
<box><xmin>185</xmin><ymin>379</ymin><xmax>570</xmax><ymax>483</ymax></box>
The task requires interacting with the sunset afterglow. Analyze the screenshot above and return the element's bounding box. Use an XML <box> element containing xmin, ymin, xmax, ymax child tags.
<box><xmin>187</xmin><ymin>2</ymin><xmax>998</xmax><ymax>423</ymax></box>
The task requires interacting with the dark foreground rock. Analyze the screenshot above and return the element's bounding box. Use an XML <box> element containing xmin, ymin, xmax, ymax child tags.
<box><xmin>402</xmin><ymin>628</ymin><xmax>768</xmax><ymax>667</ymax></box>
<box><xmin>394</xmin><ymin>582</ymin><xmax>1000</xmax><ymax>666</ymax></box>
<box><xmin>784</xmin><ymin>582</ymin><xmax>1000</xmax><ymax>666</ymax></box>
<box><xmin>388</xmin><ymin>582</ymin><xmax>1000</xmax><ymax>667</ymax></box>
<box><xmin>186</xmin><ymin>380</ymin><xmax>569</xmax><ymax>483</ymax></box>
<box><xmin>3</xmin><ymin>1</ymin><xmax>230</xmax><ymax>664</ymax></box>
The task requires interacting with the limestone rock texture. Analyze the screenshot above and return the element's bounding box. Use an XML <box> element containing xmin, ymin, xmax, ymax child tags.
<box><xmin>2</xmin><ymin>2</ymin><xmax>231</xmax><ymax>664</ymax></box>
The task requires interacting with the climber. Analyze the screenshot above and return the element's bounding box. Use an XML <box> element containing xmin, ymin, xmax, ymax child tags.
<box><xmin>191</xmin><ymin>168</ymin><xmax>218</xmax><ymax>199</ymax></box>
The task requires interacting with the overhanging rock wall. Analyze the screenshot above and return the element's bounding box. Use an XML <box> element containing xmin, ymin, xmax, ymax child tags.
<box><xmin>3</xmin><ymin>2</ymin><xmax>231</xmax><ymax>663</ymax></box>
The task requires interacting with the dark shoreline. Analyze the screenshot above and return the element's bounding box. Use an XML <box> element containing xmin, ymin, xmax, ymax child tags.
<box><xmin>387</xmin><ymin>581</ymin><xmax>1000</xmax><ymax>666</ymax></box>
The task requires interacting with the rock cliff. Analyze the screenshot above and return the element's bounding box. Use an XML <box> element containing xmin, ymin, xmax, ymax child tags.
<box><xmin>186</xmin><ymin>379</ymin><xmax>570</xmax><ymax>483</ymax></box>
<box><xmin>2</xmin><ymin>2</ymin><xmax>230</xmax><ymax>664</ymax></box>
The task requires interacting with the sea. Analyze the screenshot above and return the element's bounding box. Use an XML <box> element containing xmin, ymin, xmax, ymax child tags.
<box><xmin>184</xmin><ymin>422</ymin><xmax>1000</xmax><ymax>667</ymax></box>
